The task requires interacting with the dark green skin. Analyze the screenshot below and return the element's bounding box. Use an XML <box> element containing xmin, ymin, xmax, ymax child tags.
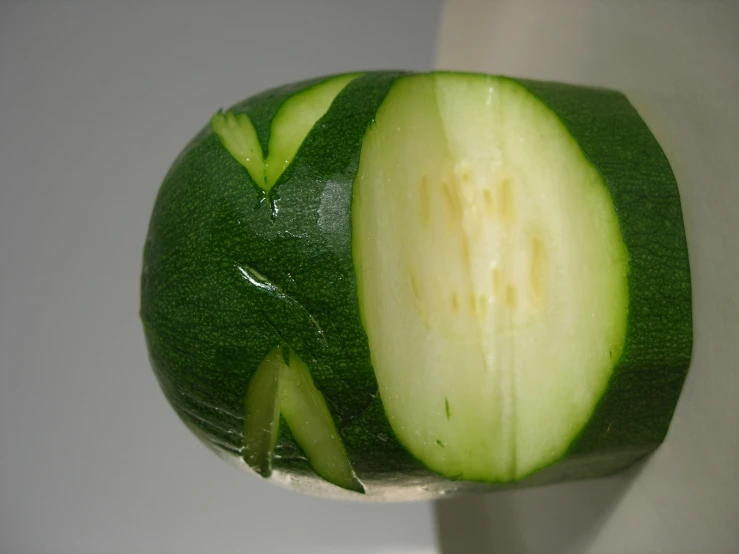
<box><xmin>140</xmin><ymin>72</ymin><xmax>692</xmax><ymax>496</ymax></box>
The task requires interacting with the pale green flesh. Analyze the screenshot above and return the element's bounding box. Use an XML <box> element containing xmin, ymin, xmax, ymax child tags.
<box><xmin>265</xmin><ymin>73</ymin><xmax>360</xmax><ymax>186</ymax></box>
<box><xmin>211</xmin><ymin>111</ymin><xmax>264</xmax><ymax>187</ymax></box>
<box><xmin>353</xmin><ymin>74</ymin><xmax>629</xmax><ymax>481</ymax></box>
<box><xmin>242</xmin><ymin>353</ymin><xmax>281</xmax><ymax>477</ymax></box>
<box><xmin>243</xmin><ymin>347</ymin><xmax>362</xmax><ymax>492</ymax></box>
<box><xmin>212</xmin><ymin>74</ymin><xmax>359</xmax><ymax>191</ymax></box>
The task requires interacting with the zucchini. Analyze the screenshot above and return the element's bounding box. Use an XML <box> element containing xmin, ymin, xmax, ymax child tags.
<box><xmin>141</xmin><ymin>71</ymin><xmax>692</xmax><ymax>499</ymax></box>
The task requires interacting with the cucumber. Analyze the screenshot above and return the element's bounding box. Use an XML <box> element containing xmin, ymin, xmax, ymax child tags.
<box><xmin>140</xmin><ymin>71</ymin><xmax>692</xmax><ymax>499</ymax></box>
<box><xmin>243</xmin><ymin>346</ymin><xmax>363</xmax><ymax>492</ymax></box>
<box><xmin>210</xmin><ymin>73</ymin><xmax>360</xmax><ymax>191</ymax></box>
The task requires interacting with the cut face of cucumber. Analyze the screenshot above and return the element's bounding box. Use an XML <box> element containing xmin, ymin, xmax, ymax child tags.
<box><xmin>353</xmin><ymin>74</ymin><xmax>629</xmax><ymax>481</ymax></box>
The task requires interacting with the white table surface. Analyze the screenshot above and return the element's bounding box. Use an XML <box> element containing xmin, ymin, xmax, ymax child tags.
<box><xmin>435</xmin><ymin>1</ymin><xmax>739</xmax><ymax>553</ymax></box>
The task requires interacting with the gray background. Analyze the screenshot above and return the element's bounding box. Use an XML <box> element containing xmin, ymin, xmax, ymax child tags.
<box><xmin>436</xmin><ymin>1</ymin><xmax>739</xmax><ymax>553</ymax></box>
<box><xmin>4</xmin><ymin>1</ymin><xmax>739</xmax><ymax>553</ymax></box>
<box><xmin>0</xmin><ymin>1</ymin><xmax>442</xmax><ymax>553</ymax></box>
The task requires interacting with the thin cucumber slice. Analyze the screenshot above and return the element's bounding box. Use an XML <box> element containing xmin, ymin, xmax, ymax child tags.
<box><xmin>242</xmin><ymin>346</ymin><xmax>363</xmax><ymax>492</ymax></box>
<box><xmin>242</xmin><ymin>351</ymin><xmax>281</xmax><ymax>477</ymax></box>
<box><xmin>210</xmin><ymin>111</ymin><xmax>264</xmax><ymax>187</ymax></box>
<box><xmin>265</xmin><ymin>73</ymin><xmax>360</xmax><ymax>187</ymax></box>
<box><xmin>211</xmin><ymin>74</ymin><xmax>359</xmax><ymax>190</ymax></box>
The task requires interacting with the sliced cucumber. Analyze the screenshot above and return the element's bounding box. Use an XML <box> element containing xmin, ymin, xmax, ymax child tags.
<box><xmin>265</xmin><ymin>73</ymin><xmax>359</xmax><ymax>187</ymax></box>
<box><xmin>210</xmin><ymin>110</ymin><xmax>264</xmax><ymax>187</ymax></box>
<box><xmin>243</xmin><ymin>346</ymin><xmax>362</xmax><ymax>492</ymax></box>
<box><xmin>142</xmin><ymin>71</ymin><xmax>691</xmax><ymax>499</ymax></box>
<box><xmin>241</xmin><ymin>348</ymin><xmax>281</xmax><ymax>477</ymax></box>
<box><xmin>354</xmin><ymin>74</ymin><xmax>629</xmax><ymax>481</ymax></box>
<box><xmin>211</xmin><ymin>73</ymin><xmax>359</xmax><ymax>190</ymax></box>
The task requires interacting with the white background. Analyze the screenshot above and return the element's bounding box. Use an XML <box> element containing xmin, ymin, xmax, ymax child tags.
<box><xmin>0</xmin><ymin>2</ymin><xmax>441</xmax><ymax>553</ymax></box>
